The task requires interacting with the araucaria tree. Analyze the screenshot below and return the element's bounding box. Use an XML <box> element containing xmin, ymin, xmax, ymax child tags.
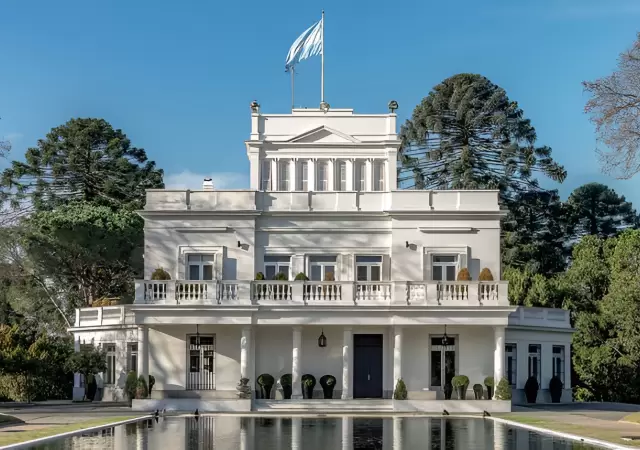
<box><xmin>584</xmin><ymin>33</ymin><xmax>640</xmax><ymax>179</ymax></box>
<box><xmin>399</xmin><ymin>73</ymin><xmax>566</xmax><ymax>198</ymax></box>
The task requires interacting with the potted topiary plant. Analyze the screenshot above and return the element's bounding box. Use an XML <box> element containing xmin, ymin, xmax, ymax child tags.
<box><xmin>301</xmin><ymin>374</ymin><xmax>316</xmax><ymax>399</ymax></box>
<box><xmin>280</xmin><ymin>374</ymin><xmax>292</xmax><ymax>399</ymax></box>
<box><xmin>478</xmin><ymin>268</ymin><xmax>494</xmax><ymax>281</ymax></box>
<box><xmin>444</xmin><ymin>382</ymin><xmax>453</xmax><ymax>400</ymax></box>
<box><xmin>257</xmin><ymin>373</ymin><xmax>275</xmax><ymax>399</ymax></box>
<box><xmin>151</xmin><ymin>268</ymin><xmax>171</xmax><ymax>280</ymax></box>
<box><xmin>86</xmin><ymin>374</ymin><xmax>98</xmax><ymax>401</ymax></box>
<box><xmin>393</xmin><ymin>379</ymin><xmax>408</xmax><ymax>400</ymax></box>
<box><xmin>273</xmin><ymin>272</ymin><xmax>289</xmax><ymax>300</ymax></box>
<box><xmin>549</xmin><ymin>376</ymin><xmax>563</xmax><ymax>403</ymax></box>
<box><xmin>125</xmin><ymin>371</ymin><xmax>138</xmax><ymax>404</ymax></box>
<box><xmin>294</xmin><ymin>272</ymin><xmax>309</xmax><ymax>281</ymax></box>
<box><xmin>135</xmin><ymin>375</ymin><xmax>148</xmax><ymax>399</ymax></box>
<box><xmin>473</xmin><ymin>383</ymin><xmax>483</xmax><ymax>400</ymax></box>
<box><xmin>236</xmin><ymin>378</ymin><xmax>252</xmax><ymax>399</ymax></box>
<box><xmin>456</xmin><ymin>268</ymin><xmax>471</xmax><ymax>281</ymax></box>
<box><xmin>495</xmin><ymin>377</ymin><xmax>512</xmax><ymax>401</ymax></box>
<box><xmin>484</xmin><ymin>376</ymin><xmax>494</xmax><ymax>400</ymax></box>
<box><xmin>319</xmin><ymin>374</ymin><xmax>336</xmax><ymax>399</ymax></box>
<box><xmin>148</xmin><ymin>375</ymin><xmax>155</xmax><ymax>396</ymax></box>
<box><xmin>451</xmin><ymin>375</ymin><xmax>470</xmax><ymax>400</ymax></box>
<box><xmin>524</xmin><ymin>376</ymin><xmax>539</xmax><ymax>403</ymax></box>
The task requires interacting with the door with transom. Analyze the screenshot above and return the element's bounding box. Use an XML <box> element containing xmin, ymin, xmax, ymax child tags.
<box><xmin>187</xmin><ymin>335</ymin><xmax>215</xmax><ymax>390</ymax></box>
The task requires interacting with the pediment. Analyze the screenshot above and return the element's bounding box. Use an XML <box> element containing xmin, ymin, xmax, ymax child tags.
<box><xmin>287</xmin><ymin>126</ymin><xmax>361</xmax><ymax>144</ymax></box>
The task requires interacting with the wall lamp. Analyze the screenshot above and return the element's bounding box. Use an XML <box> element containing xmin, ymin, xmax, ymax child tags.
<box><xmin>406</xmin><ymin>241</ymin><xmax>411</xmax><ymax>248</ymax></box>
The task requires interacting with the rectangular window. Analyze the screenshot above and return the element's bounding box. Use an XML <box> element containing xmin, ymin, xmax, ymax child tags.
<box><xmin>187</xmin><ymin>254</ymin><xmax>214</xmax><ymax>281</ymax></box>
<box><xmin>528</xmin><ymin>344</ymin><xmax>541</xmax><ymax>384</ymax></box>
<box><xmin>356</xmin><ymin>161</ymin><xmax>365</xmax><ymax>191</ymax></box>
<box><xmin>105</xmin><ymin>344</ymin><xmax>116</xmax><ymax>385</ymax></box>
<box><xmin>335</xmin><ymin>161</ymin><xmax>347</xmax><ymax>191</ymax></box>
<box><xmin>373</xmin><ymin>161</ymin><xmax>385</xmax><ymax>191</ymax></box>
<box><xmin>309</xmin><ymin>255</ymin><xmax>337</xmax><ymax>281</ymax></box>
<box><xmin>355</xmin><ymin>255</ymin><xmax>382</xmax><ymax>281</ymax></box>
<box><xmin>261</xmin><ymin>160</ymin><xmax>271</xmax><ymax>191</ymax></box>
<box><xmin>278</xmin><ymin>160</ymin><xmax>289</xmax><ymax>191</ymax></box>
<box><xmin>297</xmin><ymin>161</ymin><xmax>308</xmax><ymax>191</ymax></box>
<box><xmin>264</xmin><ymin>255</ymin><xmax>290</xmax><ymax>280</ymax></box>
<box><xmin>505</xmin><ymin>343</ymin><xmax>517</xmax><ymax>386</ymax></box>
<box><xmin>316</xmin><ymin>161</ymin><xmax>328</xmax><ymax>191</ymax></box>
<box><xmin>552</xmin><ymin>345</ymin><xmax>565</xmax><ymax>385</ymax></box>
<box><xmin>432</xmin><ymin>255</ymin><xmax>458</xmax><ymax>281</ymax></box>
<box><xmin>127</xmin><ymin>343</ymin><xmax>138</xmax><ymax>373</ymax></box>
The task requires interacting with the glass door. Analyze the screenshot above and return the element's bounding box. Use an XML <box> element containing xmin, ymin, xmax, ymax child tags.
<box><xmin>430</xmin><ymin>336</ymin><xmax>456</xmax><ymax>393</ymax></box>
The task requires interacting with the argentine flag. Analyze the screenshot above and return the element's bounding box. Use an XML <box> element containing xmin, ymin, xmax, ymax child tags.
<box><xmin>285</xmin><ymin>18</ymin><xmax>323</xmax><ymax>72</ymax></box>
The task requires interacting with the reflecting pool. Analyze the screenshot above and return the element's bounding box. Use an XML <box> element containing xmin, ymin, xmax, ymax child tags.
<box><xmin>31</xmin><ymin>416</ymin><xmax>604</xmax><ymax>449</ymax></box>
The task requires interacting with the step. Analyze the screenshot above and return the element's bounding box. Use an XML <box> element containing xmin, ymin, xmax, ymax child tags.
<box><xmin>253</xmin><ymin>400</ymin><xmax>394</xmax><ymax>411</ymax></box>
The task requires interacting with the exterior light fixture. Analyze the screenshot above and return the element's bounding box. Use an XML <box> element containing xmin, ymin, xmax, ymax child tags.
<box><xmin>318</xmin><ymin>329</ymin><xmax>327</xmax><ymax>348</ymax></box>
<box><xmin>441</xmin><ymin>325</ymin><xmax>449</xmax><ymax>347</ymax></box>
<box><xmin>238</xmin><ymin>240</ymin><xmax>242</xmax><ymax>248</ymax></box>
<box><xmin>195</xmin><ymin>324</ymin><xmax>200</xmax><ymax>349</ymax></box>
<box><xmin>388</xmin><ymin>100</ymin><xmax>398</xmax><ymax>113</ymax></box>
<box><xmin>406</xmin><ymin>241</ymin><xmax>410</xmax><ymax>248</ymax></box>
<box><xmin>250</xmin><ymin>100</ymin><xmax>260</xmax><ymax>113</ymax></box>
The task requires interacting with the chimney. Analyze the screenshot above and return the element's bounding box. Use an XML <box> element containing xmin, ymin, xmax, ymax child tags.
<box><xmin>202</xmin><ymin>177</ymin><xmax>214</xmax><ymax>190</ymax></box>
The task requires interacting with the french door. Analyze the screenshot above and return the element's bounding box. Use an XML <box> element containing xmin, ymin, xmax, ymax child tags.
<box><xmin>187</xmin><ymin>335</ymin><xmax>215</xmax><ymax>390</ymax></box>
<box><xmin>430</xmin><ymin>336</ymin><xmax>456</xmax><ymax>391</ymax></box>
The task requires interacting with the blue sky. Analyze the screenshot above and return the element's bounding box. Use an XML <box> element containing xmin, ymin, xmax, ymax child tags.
<box><xmin>1</xmin><ymin>0</ymin><xmax>639</xmax><ymax>203</ymax></box>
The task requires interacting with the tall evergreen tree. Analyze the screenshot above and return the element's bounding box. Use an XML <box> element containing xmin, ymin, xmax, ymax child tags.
<box><xmin>399</xmin><ymin>73</ymin><xmax>566</xmax><ymax>198</ymax></box>
<box><xmin>566</xmin><ymin>182</ymin><xmax>639</xmax><ymax>240</ymax></box>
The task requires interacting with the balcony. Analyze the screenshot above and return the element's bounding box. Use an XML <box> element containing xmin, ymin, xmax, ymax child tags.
<box><xmin>134</xmin><ymin>280</ymin><xmax>508</xmax><ymax>307</ymax></box>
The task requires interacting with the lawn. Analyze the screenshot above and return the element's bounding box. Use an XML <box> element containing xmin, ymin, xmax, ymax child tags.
<box><xmin>623</xmin><ymin>413</ymin><xmax>640</xmax><ymax>424</ymax></box>
<box><xmin>497</xmin><ymin>414</ymin><xmax>640</xmax><ymax>448</ymax></box>
<box><xmin>0</xmin><ymin>414</ymin><xmax>23</xmax><ymax>426</ymax></box>
<box><xmin>0</xmin><ymin>416</ymin><xmax>138</xmax><ymax>447</ymax></box>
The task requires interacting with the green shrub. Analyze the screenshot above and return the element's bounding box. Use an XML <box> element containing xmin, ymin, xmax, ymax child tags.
<box><xmin>495</xmin><ymin>377</ymin><xmax>512</xmax><ymax>400</ymax></box>
<box><xmin>279</xmin><ymin>374</ymin><xmax>292</xmax><ymax>387</ymax></box>
<box><xmin>255</xmin><ymin>272</ymin><xmax>265</xmax><ymax>281</ymax></box>
<box><xmin>135</xmin><ymin>375</ymin><xmax>148</xmax><ymax>399</ymax></box>
<box><xmin>302</xmin><ymin>374</ymin><xmax>316</xmax><ymax>388</ymax></box>
<box><xmin>257</xmin><ymin>373</ymin><xmax>274</xmax><ymax>386</ymax></box>
<box><xmin>148</xmin><ymin>375</ymin><xmax>155</xmax><ymax>395</ymax></box>
<box><xmin>125</xmin><ymin>371</ymin><xmax>138</xmax><ymax>400</ymax></box>
<box><xmin>478</xmin><ymin>268</ymin><xmax>494</xmax><ymax>281</ymax></box>
<box><xmin>151</xmin><ymin>268</ymin><xmax>171</xmax><ymax>280</ymax></box>
<box><xmin>451</xmin><ymin>375</ymin><xmax>469</xmax><ymax>388</ymax></box>
<box><xmin>456</xmin><ymin>268</ymin><xmax>471</xmax><ymax>281</ymax></box>
<box><xmin>393</xmin><ymin>379</ymin><xmax>408</xmax><ymax>400</ymax></box>
<box><xmin>484</xmin><ymin>376</ymin><xmax>494</xmax><ymax>387</ymax></box>
<box><xmin>294</xmin><ymin>272</ymin><xmax>309</xmax><ymax>281</ymax></box>
<box><xmin>319</xmin><ymin>374</ymin><xmax>335</xmax><ymax>387</ymax></box>
<box><xmin>273</xmin><ymin>272</ymin><xmax>288</xmax><ymax>281</ymax></box>
<box><xmin>473</xmin><ymin>383</ymin><xmax>484</xmax><ymax>398</ymax></box>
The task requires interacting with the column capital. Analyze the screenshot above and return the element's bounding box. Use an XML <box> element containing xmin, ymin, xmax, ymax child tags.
<box><xmin>343</xmin><ymin>327</ymin><xmax>353</xmax><ymax>332</ymax></box>
<box><xmin>292</xmin><ymin>326</ymin><xmax>303</xmax><ymax>332</ymax></box>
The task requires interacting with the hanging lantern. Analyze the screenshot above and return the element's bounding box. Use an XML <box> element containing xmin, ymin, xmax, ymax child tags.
<box><xmin>318</xmin><ymin>329</ymin><xmax>327</xmax><ymax>348</ymax></box>
<box><xmin>195</xmin><ymin>324</ymin><xmax>201</xmax><ymax>349</ymax></box>
<box><xmin>441</xmin><ymin>325</ymin><xmax>450</xmax><ymax>347</ymax></box>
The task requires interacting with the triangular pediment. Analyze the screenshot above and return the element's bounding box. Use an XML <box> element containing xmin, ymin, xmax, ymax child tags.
<box><xmin>287</xmin><ymin>126</ymin><xmax>361</xmax><ymax>144</ymax></box>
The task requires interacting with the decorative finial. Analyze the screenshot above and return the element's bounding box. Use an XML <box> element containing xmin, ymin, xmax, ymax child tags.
<box><xmin>320</xmin><ymin>101</ymin><xmax>330</xmax><ymax>112</ymax></box>
<box><xmin>250</xmin><ymin>100</ymin><xmax>260</xmax><ymax>113</ymax></box>
<box><xmin>388</xmin><ymin>100</ymin><xmax>398</xmax><ymax>113</ymax></box>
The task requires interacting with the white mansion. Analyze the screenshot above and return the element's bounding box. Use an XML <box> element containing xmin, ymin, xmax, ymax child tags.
<box><xmin>70</xmin><ymin>103</ymin><xmax>573</xmax><ymax>411</ymax></box>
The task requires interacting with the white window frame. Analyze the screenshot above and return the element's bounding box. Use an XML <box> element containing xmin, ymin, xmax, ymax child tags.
<box><xmin>528</xmin><ymin>344</ymin><xmax>541</xmax><ymax>385</ymax></box>
<box><xmin>356</xmin><ymin>161</ymin><xmax>365</xmax><ymax>191</ymax></box>
<box><xmin>505</xmin><ymin>343</ymin><xmax>517</xmax><ymax>387</ymax></box>
<box><xmin>355</xmin><ymin>255</ymin><xmax>382</xmax><ymax>281</ymax></box>
<box><xmin>308</xmin><ymin>255</ymin><xmax>337</xmax><ymax>281</ymax></box>
<box><xmin>335</xmin><ymin>160</ymin><xmax>347</xmax><ymax>191</ymax></box>
<box><xmin>187</xmin><ymin>254</ymin><xmax>215</xmax><ymax>281</ymax></box>
<box><xmin>278</xmin><ymin>160</ymin><xmax>289</xmax><ymax>191</ymax></box>
<box><xmin>261</xmin><ymin>160</ymin><xmax>271</xmax><ymax>191</ymax></box>
<box><xmin>264</xmin><ymin>255</ymin><xmax>291</xmax><ymax>280</ymax></box>
<box><xmin>552</xmin><ymin>345</ymin><xmax>565</xmax><ymax>385</ymax></box>
<box><xmin>316</xmin><ymin>161</ymin><xmax>328</xmax><ymax>191</ymax></box>
<box><xmin>297</xmin><ymin>161</ymin><xmax>308</xmax><ymax>191</ymax></box>
<box><xmin>431</xmin><ymin>254</ymin><xmax>458</xmax><ymax>281</ymax></box>
<box><xmin>127</xmin><ymin>343</ymin><xmax>138</xmax><ymax>373</ymax></box>
<box><xmin>105</xmin><ymin>343</ymin><xmax>116</xmax><ymax>385</ymax></box>
<box><xmin>373</xmin><ymin>160</ymin><xmax>385</xmax><ymax>191</ymax></box>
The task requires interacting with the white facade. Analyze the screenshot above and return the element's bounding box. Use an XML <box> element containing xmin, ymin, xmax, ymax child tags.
<box><xmin>70</xmin><ymin>105</ymin><xmax>574</xmax><ymax>410</ymax></box>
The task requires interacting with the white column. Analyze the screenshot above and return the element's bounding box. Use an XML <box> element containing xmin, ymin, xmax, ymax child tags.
<box><xmin>72</xmin><ymin>336</ymin><xmax>84</xmax><ymax>401</ymax></box>
<box><xmin>342</xmin><ymin>327</ymin><xmax>353</xmax><ymax>399</ymax></box>
<box><xmin>241</xmin><ymin>327</ymin><xmax>251</xmax><ymax>379</ymax></box>
<box><xmin>308</xmin><ymin>159</ymin><xmax>316</xmax><ymax>191</ymax></box>
<box><xmin>291</xmin><ymin>417</ymin><xmax>302</xmax><ymax>450</ymax></box>
<box><xmin>289</xmin><ymin>158</ymin><xmax>297</xmax><ymax>191</ymax></box>
<box><xmin>138</xmin><ymin>325</ymin><xmax>149</xmax><ymax>382</ymax></box>
<box><xmin>271</xmin><ymin>158</ymin><xmax>278</xmax><ymax>191</ymax></box>
<box><xmin>292</xmin><ymin>326</ymin><xmax>303</xmax><ymax>398</ymax></box>
<box><xmin>393</xmin><ymin>417</ymin><xmax>403</xmax><ymax>450</ymax></box>
<box><xmin>493</xmin><ymin>419</ymin><xmax>506</xmax><ymax>450</ymax></box>
<box><xmin>393</xmin><ymin>326</ymin><xmax>403</xmax><ymax>391</ymax></box>
<box><xmin>493</xmin><ymin>326</ymin><xmax>505</xmax><ymax>399</ymax></box>
<box><xmin>365</xmin><ymin>159</ymin><xmax>373</xmax><ymax>191</ymax></box>
<box><xmin>341</xmin><ymin>417</ymin><xmax>353</xmax><ymax>450</ymax></box>
<box><xmin>346</xmin><ymin>159</ymin><xmax>354</xmax><ymax>191</ymax></box>
<box><xmin>327</xmin><ymin>158</ymin><xmax>335</xmax><ymax>191</ymax></box>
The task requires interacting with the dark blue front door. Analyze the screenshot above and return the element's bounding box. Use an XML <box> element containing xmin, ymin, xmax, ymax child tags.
<box><xmin>353</xmin><ymin>334</ymin><xmax>383</xmax><ymax>398</ymax></box>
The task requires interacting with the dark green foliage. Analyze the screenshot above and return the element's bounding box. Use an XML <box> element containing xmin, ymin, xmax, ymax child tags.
<box><xmin>151</xmin><ymin>269</ymin><xmax>171</xmax><ymax>281</ymax></box>
<box><xmin>0</xmin><ymin>118</ymin><xmax>163</xmax><ymax>215</ymax></box>
<box><xmin>257</xmin><ymin>373</ymin><xmax>274</xmax><ymax>386</ymax></box>
<box><xmin>483</xmin><ymin>376</ymin><xmax>494</xmax><ymax>387</ymax></box>
<box><xmin>65</xmin><ymin>346</ymin><xmax>108</xmax><ymax>379</ymax></box>
<box><xmin>495</xmin><ymin>377</ymin><xmax>512</xmax><ymax>400</ymax></box>
<box><xmin>273</xmin><ymin>272</ymin><xmax>288</xmax><ymax>281</ymax></box>
<box><xmin>503</xmin><ymin>267</ymin><xmax>563</xmax><ymax>308</ymax></box>
<box><xmin>125</xmin><ymin>371</ymin><xmax>138</xmax><ymax>400</ymax></box>
<box><xmin>393</xmin><ymin>379</ymin><xmax>408</xmax><ymax>400</ymax></box>
<box><xmin>399</xmin><ymin>73</ymin><xmax>566</xmax><ymax>197</ymax></box>
<box><xmin>451</xmin><ymin>375</ymin><xmax>469</xmax><ymax>388</ymax></box>
<box><xmin>148</xmin><ymin>375</ymin><xmax>155</xmax><ymax>395</ymax></box>
<box><xmin>294</xmin><ymin>272</ymin><xmax>309</xmax><ymax>281</ymax></box>
<box><xmin>319</xmin><ymin>375</ymin><xmax>336</xmax><ymax>386</ymax></box>
<box><xmin>301</xmin><ymin>374</ymin><xmax>316</xmax><ymax>388</ymax></box>
<box><xmin>255</xmin><ymin>272</ymin><xmax>265</xmax><ymax>281</ymax></box>
<box><xmin>566</xmin><ymin>183</ymin><xmax>639</xmax><ymax>240</ymax></box>
<box><xmin>135</xmin><ymin>376</ymin><xmax>148</xmax><ymax>399</ymax></box>
<box><xmin>473</xmin><ymin>384</ymin><xmax>483</xmax><ymax>399</ymax></box>
<box><xmin>524</xmin><ymin>376</ymin><xmax>539</xmax><ymax>403</ymax></box>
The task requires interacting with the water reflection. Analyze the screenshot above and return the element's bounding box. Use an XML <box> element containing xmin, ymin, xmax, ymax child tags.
<box><xmin>33</xmin><ymin>416</ymin><xmax>604</xmax><ymax>449</ymax></box>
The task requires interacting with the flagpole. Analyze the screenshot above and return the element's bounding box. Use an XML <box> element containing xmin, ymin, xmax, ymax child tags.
<box><xmin>291</xmin><ymin>67</ymin><xmax>295</xmax><ymax>111</ymax></box>
<box><xmin>321</xmin><ymin>10</ymin><xmax>325</xmax><ymax>104</ymax></box>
